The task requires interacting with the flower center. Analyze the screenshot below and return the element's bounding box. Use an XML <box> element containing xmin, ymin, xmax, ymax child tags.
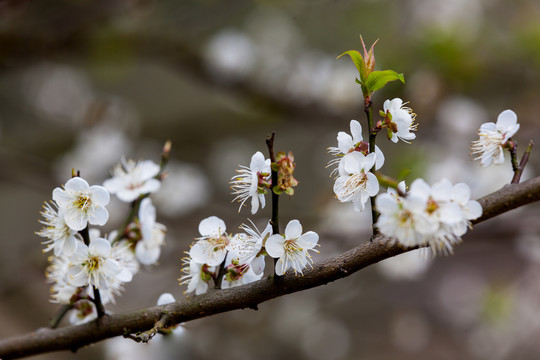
<box><xmin>342</xmin><ymin>172</ymin><xmax>367</xmax><ymax>197</ymax></box>
<box><xmin>284</xmin><ymin>238</ymin><xmax>302</xmax><ymax>254</ymax></box>
<box><xmin>210</xmin><ymin>235</ymin><xmax>229</xmax><ymax>252</ymax></box>
<box><xmin>74</xmin><ymin>195</ymin><xmax>92</xmax><ymax>213</ymax></box>
<box><xmin>426</xmin><ymin>198</ymin><xmax>439</xmax><ymax>215</ymax></box>
<box><xmin>84</xmin><ymin>255</ymin><xmax>102</xmax><ymax>273</ymax></box>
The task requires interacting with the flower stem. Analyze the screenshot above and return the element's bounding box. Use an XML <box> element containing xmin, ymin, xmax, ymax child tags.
<box><xmin>375</xmin><ymin>172</ymin><xmax>407</xmax><ymax>197</ymax></box>
<box><xmin>49</xmin><ymin>304</ymin><xmax>72</xmax><ymax>328</ymax></box>
<box><xmin>364</xmin><ymin>99</ymin><xmax>379</xmax><ymax>234</ymax></box>
<box><xmin>92</xmin><ymin>286</ymin><xmax>106</xmax><ymax>318</ymax></box>
<box><xmin>512</xmin><ymin>140</ymin><xmax>534</xmax><ymax>184</ymax></box>
<box><xmin>214</xmin><ymin>252</ymin><xmax>228</xmax><ymax>289</ymax></box>
<box><xmin>266</xmin><ymin>132</ymin><xmax>280</xmax><ymax>275</ymax></box>
<box><xmin>508</xmin><ymin>139</ymin><xmax>520</xmax><ymax>176</ymax></box>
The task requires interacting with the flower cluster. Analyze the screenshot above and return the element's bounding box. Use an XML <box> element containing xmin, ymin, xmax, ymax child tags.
<box><xmin>328</xmin><ymin>99</ymin><xmax>417</xmax><ymax>212</ymax></box>
<box><xmin>179</xmin><ymin>216</ymin><xmax>319</xmax><ymax>295</ymax></box>
<box><xmin>37</xmin><ymin>157</ymin><xmax>166</xmax><ymax>324</ymax></box>
<box><xmin>375</xmin><ymin>178</ymin><xmax>482</xmax><ymax>255</ymax></box>
<box><xmin>471</xmin><ymin>110</ymin><xmax>520</xmax><ymax>167</ymax></box>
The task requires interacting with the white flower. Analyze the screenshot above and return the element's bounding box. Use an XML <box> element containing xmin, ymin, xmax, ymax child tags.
<box><xmin>221</xmin><ymin>252</ymin><xmax>263</xmax><ymax>289</ymax></box>
<box><xmin>265</xmin><ymin>220</ymin><xmax>319</xmax><ymax>276</ymax></box>
<box><xmin>328</xmin><ymin>119</ymin><xmax>385</xmax><ymax>175</ymax></box>
<box><xmin>227</xmin><ymin>220</ymin><xmax>272</xmax><ymax>275</ymax></box>
<box><xmin>135</xmin><ymin>198</ymin><xmax>166</xmax><ymax>266</ymax></box>
<box><xmin>67</xmin><ymin>237</ymin><xmax>131</xmax><ymax>289</ymax></box>
<box><xmin>189</xmin><ymin>216</ymin><xmax>230</xmax><ymax>266</ymax></box>
<box><xmin>375</xmin><ymin>191</ymin><xmax>434</xmax><ymax>248</ymax></box>
<box><xmin>179</xmin><ymin>256</ymin><xmax>215</xmax><ymax>295</ymax></box>
<box><xmin>383</xmin><ymin>98</ymin><xmax>417</xmax><ymax>143</ymax></box>
<box><xmin>333</xmin><ymin>152</ymin><xmax>380</xmax><ymax>211</ymax></box>
<box><xmin>52</xmin><ymin>177</ymin><xmax>110</xmax><ymax>231</ymax></box>
<box><xmin>46</xmin><ymin>255</ymin><xmax>79</xmax><ymax>304</ymax></box>
<box><xmin>37</xmin><ymin>201</ymin><xmax>79</xmax><ymax>256</ymax></box>
<box><xmin>376</xmin><ymin>178</ymin><xmax>482</xmax><ymax>255</ymax></box>
<box><xmin>103</xmin><ymin>158</ymin><xmax>161</xmax><ymax>202</ymax></box>
<box><xmin>230</xmin><ymin>151</ymin><xmax>271</xmax><ymax>214</ymax></box>
<box><xmin>471</xmin><ymin>109</ymin><xmax>520</xmax><ymax>167</ymax></box>
<box><xmin>69</xmin><ymin>300</ymin><xmax>97</xmax><ymax>325</ymax></box>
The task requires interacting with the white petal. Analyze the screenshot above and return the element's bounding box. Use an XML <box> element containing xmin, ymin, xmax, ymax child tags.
<box><xmin>350</xmin><ymin>120</ymin><xmax>363</xmax><ymax>143</ymax></box>
<box><xmin>374</xmin><ymin>145</ymin><xmax>385</xmax><ymax>170</ymax></box>
<box><xmin>452</xmin><ymin>183</ymin><xmax>471</xmax><ymax>204</ymax></box>
<box><xmin>116</xmin><ymin>268</ymin><xmax>133</xmax><ymax>283</ymax></box>
<box><xmin>275</xmin><ymin>257</ymin><xmax>286</xmax><ymax>276</ymax></box>
<box><xmin>496</xmin><ymin>110</ymin><xmax>517</xmax><ymax>132</ymax></box>
<box><xmin>157</xmin><ymin>293</ymin><xmax>176</xmax><ymax>306</ymax></box>
<box><xmin>189</xmin><ymin>242</ymin><xmax>207</xmax><ymax>264</ymax></box>
<box><xmin>250</xmin><ymin>194</ymin><xmax>260</xmax><ymax>215</ymax></box>
<box><xmin>298</xmin><ymin>231</ymin><xmax>319</xmax><ymax>249</ymax></box>
<box><xmin>90</xmin><ymin>206</ymin><xmax>109</xmax><ymax>226</ymax></box>
<box><xmin>365</xmin><ymin>172</ymin><xmax>380</xmax><ymax>196</ymax></box>
<box><xmin>463</xmin><ymin>200</ymin><xmax>483</xmax><ymax>220</ymax></box>
<box><xmin>198</xmin><ymin>216</ymin><xmax>226</xmax><ymax>237</ymax></box>
<box><xmin>89</xmin><ymin>186</ymin><xmax>110</xmax><ymax>206</ymax></box>
<box><xmin>284</xmin><ymin>220</ymin><xmax>303</xmax><ymax>239</ymax></box>
<box><xmin>250</xmin><ymin>151</ymin><xmax>267</xmax><ymax>171</ymax></box>
<box><xmin>138</xmin><ymin>160</ymin><xmax>161</xmax><ymax>179</ymax></box>
<box><xmin>375</xmin><ymin>193</ymin><xmax>398</xmax><ymax>214</ymax></box>
<box><xmin>65</xmin><ymin>177</ymin><xmax>89</xmax><ymax>192</ymax></box>
<box><xmin>250</xmin><ymin>256</ymin><xmax>266</xmax><ymax>275</ymax></box>
<box><xmin>265</xmin><ymin>235</ymin><xmax>285</xmax><ymax>258</ymax></box>
<box><xmin>90</xmin><ymin>238</ymin><xmax>112</xmax><ymax>257</ymax></box>
<box><xmin>337</xmin><ymin>132</ymin><xmax>354</xmax><ymax>154</ymax></box>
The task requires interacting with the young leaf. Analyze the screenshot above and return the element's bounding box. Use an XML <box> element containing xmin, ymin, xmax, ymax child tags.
<box><xmin>337</xmin><ymin>50</ymin><xmax>367</xmax><ymax>82</ymax></box>
<box><xmin>365</xmin><ymin>70</ymin><xmax>405</xmax><ymax>93</ymax></box>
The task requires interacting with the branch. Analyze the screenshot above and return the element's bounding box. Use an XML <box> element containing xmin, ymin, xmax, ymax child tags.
<box><xmin>2</xmin><ymin>176</ymin><xmax>540</xmax><ymax>359</ymax></box>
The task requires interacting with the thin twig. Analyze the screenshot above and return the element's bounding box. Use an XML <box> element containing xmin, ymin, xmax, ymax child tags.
<box><xmin>266</xmin><ymin>132</ymin><xmax>280</xmax><ymax>274</ymax></box>
<box><xmin>364</xmin><ymin>99</ymin><xmax>379</xmax><ymax>233</ymax></box>
<box><xmin>511</xmin><ymin>140</ymin><xmax>534</xmax><ymax>184</ymax></box>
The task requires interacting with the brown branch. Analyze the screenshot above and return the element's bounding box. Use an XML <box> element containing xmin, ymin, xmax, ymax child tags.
<box><xmin>2</xmin><ymin>176</ymin><xmax>540</xmax><ymax>359</ymax></box>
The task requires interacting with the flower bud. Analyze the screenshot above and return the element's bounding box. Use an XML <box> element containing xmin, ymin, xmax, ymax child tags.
<box><xmin>272</xmin><ymin>151</ymin><xmax>299</xmax><ymax>195</ymax></box>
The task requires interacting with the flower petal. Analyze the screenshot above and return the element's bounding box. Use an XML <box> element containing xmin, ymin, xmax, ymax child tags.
<box><xmin>350</xmin><ymin>120</ymin><xmax>363</xmax><ymax>143</ymax></box>
<box><xmin>496</xmin><ymin>110</ymin><xmax>517</xmax><ymax>132</ymax></box>
<box><xmin>265</xmin><ymin>235</ymin><xmax>285</xmax><ymax>258</ymax></box>
<box><xmin>284</xmin><ymin>220</ymin><xmax>303</xmax><ymax>240</ymax></box>
<box><xmin>198</xmin><ymin>216</ymin><xmax>226</xmax><ymax>237</ymax></box>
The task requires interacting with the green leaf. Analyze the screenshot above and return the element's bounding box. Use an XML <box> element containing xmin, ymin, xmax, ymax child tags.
<box><xmin>337</xmin><ymin>50</ymin><xmax>366</xmax><ymax>82</ymax></box>
<box><xmin>365</xmin><ymin>70</ymin><xmax>405</xmax><ymax>93</ymax></box>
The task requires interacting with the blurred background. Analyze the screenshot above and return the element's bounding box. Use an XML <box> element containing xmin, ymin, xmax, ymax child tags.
<box><xmin>1</xmin><ymin>0</ymin><xmax>540</xmax><ymax>359</ymax></box>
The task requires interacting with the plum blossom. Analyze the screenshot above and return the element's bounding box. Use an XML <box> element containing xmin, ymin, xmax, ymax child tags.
<box><xmin>52</xmin><ymin>177</ymin><xmax>110</xmax><ymax>231</ymax></box>
<box><xmin>383</xmin><ymin>98</ymin><xmax>417</xmax><ymax>143</ymax></box>
<box><xmin>230</xmin><ymin>151</ymin><xmax>271</xmax><ymax>214</ymax></box>
<box><xmin>228</xmin><ymin>220</ymin><xmax>272</xmax><ymax>275</ymax></box>
<box><xmin>69</xmin><ymin>300</ymin><xmax>97</xmax><ymax>325</ymax></box>
<box><xmin>265</xmin><ymin>219</ymin><xmax>319</xmax><ymax>275</ymax></box>
<box><xmin>333</xmin><ymin>152</ymin><xmax>380</xmax><ymax>211</ymax></box>
<box><xmin>179</xmin><ymin>256</ymin><xmax>216</xmax><ymax>295</ymax></box>
<box><xmin>103</xmin><ymin>158</ymin><xmax>161</xmax><ymax>202</ymax></box>
<box><xmin>135</xmin><ymin>198</ymin><xmax>167</xmax><ymax>266</ymax></box>
<box><xmin>328</xmin><ymin>119</ymin><xmax>385</xmax><ymax>175</ymax></box>
<box><xmin>376</xmin><ymin>178</ymin><xmax>482</xmax><ymax>255</ymax></box>
<box><xmin>36</xmin><ymin>201</ymin><xmax>79</xmax><ymax>256</ymax></box>
<box><xmin>221</xmin><ymin>251</ymin><xmax>264</xmax><ymax>289</ymax></box>
<box><xmin>471</xmin><ymin>109</ymin><xmax>520</xmax><ymax>167</ymax></box>
<box><xmin>67</xmin><ymin>237</ymin><xmax>132</xmax><ymax>289</ymax></box>
<box><xmin>189</xmin><ymin>216</ymin><xmax>231</xmax><ymax>266</ymax></box>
